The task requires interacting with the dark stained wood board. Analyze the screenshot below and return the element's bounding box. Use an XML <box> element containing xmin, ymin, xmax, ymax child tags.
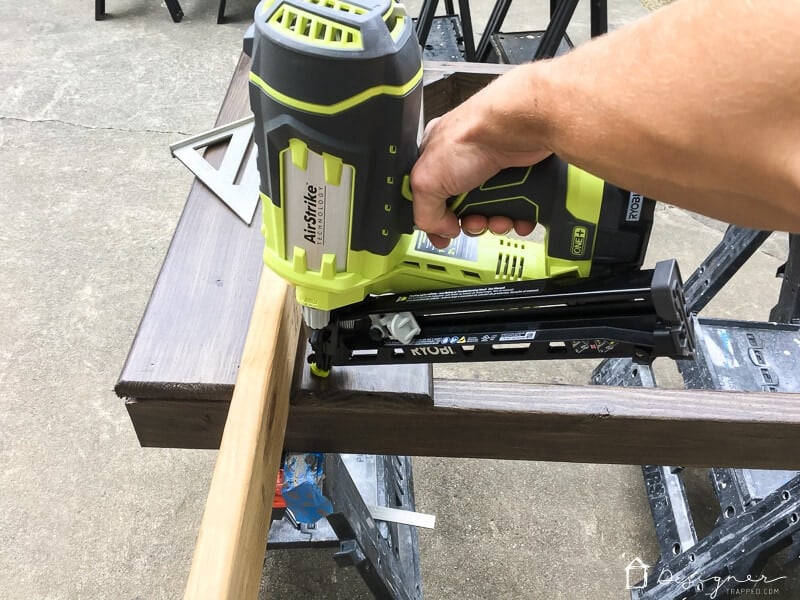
<box><xmin>290</xmin><ymin>380</ymin><xmax>800</xmax><ymax>469</ymax></box>
<box><xmin>128</xmin><ymin>378</ymin><xmax>800</xmax><ymax>469</ymax></box>
<box><xmin>422</xmin><ymin>62</ymin><xmax>511</xmax><ymax>120</ymax></box>
<box><xmin>116</xmin><ymin>53</ymin><xmax>262</xmax><ymax>402</ymax></box>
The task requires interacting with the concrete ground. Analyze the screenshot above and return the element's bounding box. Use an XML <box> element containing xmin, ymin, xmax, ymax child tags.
<box><xmin>1</xmin><ymin>0</ymin><xmax>795</xmax><ymax>598</ymax></box>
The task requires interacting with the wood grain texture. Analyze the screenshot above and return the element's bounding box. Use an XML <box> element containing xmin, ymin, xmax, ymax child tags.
<box><xmin>125</xmin><ymin>357</ymin><xmax>433</xmax><ymax>448</ymax></box>
<box><xmin>116</xmin><ymin>53</ymin><xmax>263</xmax><ymax>401</ymax></box>
<box><xmin>292</xmin><ymin>345</ymin><xmax>433</xmax><ymax>406</ymax></box>
<box><xmin>128</xmin><ymin>379</ymin><xmax>800</xmax><ymax>469</ymax></box>
<box><xmin>291</xmin><ymin>380</ymin><xmax>800</xmax><ymax>469</ymax></box>
<box><xmin>184</xmin><ymin>266</ymin><xmax>300</xmax><ymax>600</ymax></box>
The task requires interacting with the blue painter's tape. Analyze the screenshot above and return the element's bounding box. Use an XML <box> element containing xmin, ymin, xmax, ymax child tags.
<box><xmin>282</xmin><ymin>452</ymin><xmax>333</xmax><ymax>524</ymax></box>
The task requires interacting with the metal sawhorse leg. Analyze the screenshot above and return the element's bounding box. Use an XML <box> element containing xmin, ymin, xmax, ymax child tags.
<box><xmin>416</xmin><ymin>0</ymin><xmax>608</xmax><ymax>63</ymax></box>
<box><xmin>94</xmin><ymin>0</ymin><xmax>185</xmax><ymax>22</ymax></box>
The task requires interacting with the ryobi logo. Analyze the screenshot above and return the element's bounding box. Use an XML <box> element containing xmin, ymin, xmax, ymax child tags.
<box><xmin>409</xmin><ymin>346</ymin><xmax>456</xmax><ymax>357</ymax></box>
<box><xmin>626</xmin><ymin>193</ymin><xmax>643</xmax><ymax>222</ymax></box>
<box><xmin>571</xmin><ymin>226</ymin><xmax>588</xmax><ymax>257</ymax></box>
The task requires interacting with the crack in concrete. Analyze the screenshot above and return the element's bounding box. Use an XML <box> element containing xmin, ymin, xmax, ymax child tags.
<box><xmin>0</xmin><ymin>115</ymin><xmax>190</xmax><ymax>136</ymax></box>
<box><xmin>756</xmin><ymin>247</ymin><xmax>784</xmax><ymax>261</ymax></box>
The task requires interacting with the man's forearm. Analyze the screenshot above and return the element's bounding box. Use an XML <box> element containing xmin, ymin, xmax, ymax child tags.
<box><xmin>522</xmin><ymin>0</ymin><xmax>800</xmax><ymax>230</ymax></box>
<box><xmin>412</xmin><ymin>0</ymin><xmax>800</xmax><ymax>240</ymax></box>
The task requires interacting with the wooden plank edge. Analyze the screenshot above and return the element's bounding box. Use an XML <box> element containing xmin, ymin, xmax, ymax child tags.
<box><xmin>129</xmin><ymin>378</ymin><xmax>800</xmax><ymax>469</ymax></box>
<box><xmin>183</xmin><ymin>266</ymin><xmax>301</xmax><ymax>600</ymax></box>
<box><xmin>423</xmin><ymin>60</ymin><xmax>514</xmax><ymax>78</ymax></box>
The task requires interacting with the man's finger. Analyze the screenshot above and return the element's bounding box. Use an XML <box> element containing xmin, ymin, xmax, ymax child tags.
<box><xmin>426</xmin><ymin>232</ymin><xmax>455</xmax><ymax>249</ymax></box>
<box><xmin>461</xmin><ymin>214</ymin><xmax>489</xmax><ymax>236</ymax></box>
<box><xmin>410</xmin><ymin>164</ymin><xmax>461</xmax><ymax>239</ymax></box>
<box><xmin>513</xmin><ymin>220</ymin><xmax>537</xmax><ymax>237</ymax></box>
<box><xmin>421</xmin><ymin>208</ymin><xmax>461</xmax><ymax>243</ymax></box>
<box><xmin>487</xmin><ymin>216</ymin><xmax>514</xmax><ymax>235</ymax></box>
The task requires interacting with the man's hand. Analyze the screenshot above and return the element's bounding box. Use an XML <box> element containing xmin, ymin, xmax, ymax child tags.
<box><xmin>410</xmin><ymin>66</ymin><xmax>553</xmax><ymax>248</ymax></box>
<box><xmin>414</xmin><ymin>0</ymin><xmax>800</xmax><ymax>237</ymax></box>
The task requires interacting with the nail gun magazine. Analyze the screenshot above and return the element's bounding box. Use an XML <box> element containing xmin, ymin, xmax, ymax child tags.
<box><xmin>244</xmin><ymin>0</ymin><xmax>693</xmax><ymax>376</ymax></box>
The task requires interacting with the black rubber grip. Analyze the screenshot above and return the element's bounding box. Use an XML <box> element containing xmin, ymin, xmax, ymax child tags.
<box><xmin>448</xmin><ymin>154</ymin><xmax>656</xmax><ymax>268</ymax></box>
<box><xmin>449</xmin><ymin>154</ymin><xmax>566</xmax><ymax>226</ymax></box>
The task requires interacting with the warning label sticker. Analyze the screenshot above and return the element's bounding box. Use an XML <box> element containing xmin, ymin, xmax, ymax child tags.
<box><xmin>498</xmin><ymin>331</ymin><xmax>536</xmax><ymax>342</ymax></box>
<box><xmin>397</xmin><ymin>283</ymin><xmax>538</xmax><ymax>306</ymax></box>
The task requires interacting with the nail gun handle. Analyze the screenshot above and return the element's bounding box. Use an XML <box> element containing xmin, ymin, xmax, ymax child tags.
<box><xmin>448</xmin><ymin>155</ymin><xmax>603</xmax><ymax>262</ymax></box>
<box><xmin>448</xmin><ymin>154</ymin><xmax>565</xmax><ymax>226</ymax></box>
<box><xmin>445</xmin><ymin>154</ymin><xmax>655</xmax><ymax>271</ymax></box>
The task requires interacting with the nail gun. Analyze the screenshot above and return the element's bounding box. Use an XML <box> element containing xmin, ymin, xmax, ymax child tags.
<box><xmin>244</xmin><ymin>0</ymin><xmax>693</xmax><ymax>376</ymax></box>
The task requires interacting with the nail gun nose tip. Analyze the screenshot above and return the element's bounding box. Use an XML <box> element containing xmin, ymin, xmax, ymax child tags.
<box><xmin>309</xmin><ymin>363</ymin><xmax>331</xmax><ymax>378</ymax></box>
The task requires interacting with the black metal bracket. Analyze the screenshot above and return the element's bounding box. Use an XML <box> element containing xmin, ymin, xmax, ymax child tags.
<box><xmin>641</xmin><ymin>465</ymin><xmax>698</xmax><ymax>560</ymax></box>
<box><xmin>416</xmin><ymin>0</ymin><xmax>476</xmax><ymax>61</ymax></box>
<box><xmin>532</xmin><ymin>0</ymin><xmax>580</xmax><ymax>61</ymax></box>
<box><xmin>599</xmin><ymin>321</ymin><xmax>800</xmax><ymax>599</ymax></box>
<box><xmin>589</xmin><ymin>0</ymin><xmax>608</xmax><ymax>38</ymax></box>
<box><xmin>681</xmin><ymin>225</ymin><xmax>770</xmax><ymax>314</ymax></box>
<box><xmin>217</xmin><ymin>0</ymin><xmax>228</xmax><ymax>24</ymax></box>
<box><xmin>164</xmin><ymin>0</ymin><xmax>184</xmax><ymax>22</ymax></box>
<box><xmin>590</xmin><ymin>358</ymin><xmax>655</xmax><ymax>388</ymax></box>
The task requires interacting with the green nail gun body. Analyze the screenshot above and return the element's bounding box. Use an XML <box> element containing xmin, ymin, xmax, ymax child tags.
<box><xmin>246</xmin><ymin>0</ymin><xmax>693</xmax><ymax>374</ymax></box>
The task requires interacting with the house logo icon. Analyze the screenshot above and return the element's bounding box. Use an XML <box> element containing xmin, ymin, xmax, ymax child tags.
<box><xmin>625</xmin><ymin>557</ymin><xmax>650</xmax><ymax>590</ymax></box>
